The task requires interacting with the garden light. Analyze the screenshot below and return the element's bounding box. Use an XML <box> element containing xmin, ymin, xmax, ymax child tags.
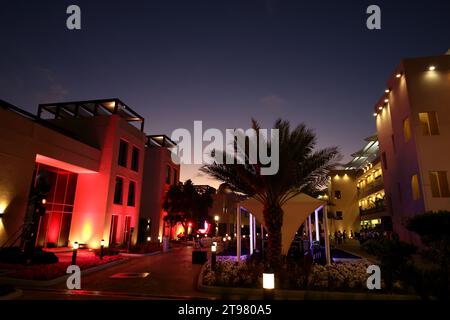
<box><xmin>263</xmin><ymin>272</ymin><xmax>275</xmax><ymax>300</ymax></box>
<box><xmin>72</xmin><ymin>241</ymin><xmax>79</xmax><ymax>265</ymax></box>
<box><xmin>100</xmin><ymin>239</ymin><xmax>105</xmax><ymax>260</ymax></box>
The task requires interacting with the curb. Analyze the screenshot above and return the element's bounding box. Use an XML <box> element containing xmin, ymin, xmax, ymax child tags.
<box><xmin>0</xmin><ymin>258</ymin><xmax>128</xmax><ymax>287</ymax></box>
<box><xmin>197</xmin><ymin>263</ymin><xmax>418</xmax><ymax>300</ymax></box>
<box><xmin>120</xmin><ymin>251</ymin><xmax>162</xmax><ymax>257</ymax></box>
<box><xmin>0</xmin><ymin>289</ymin><xmax>23</xmax><ymax>300</ymax></box>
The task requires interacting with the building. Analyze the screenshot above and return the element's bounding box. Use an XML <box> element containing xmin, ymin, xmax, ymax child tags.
<box><xmin>139</xmin><ymin>135</ymin><xmax>180</xmax><ymax>242</ymax></box>
<box><xmin>373</xmin><ymin>52</ymin><xmax>450</xmax><ymax>244</ymax></box>
<box><xmin>0</xmin><ymin>99</ymin><xmax>176</xmax><ymax>250</ymax></box>
<box><xmin>327</xmin><ymin>135</ymin><xmax>391</xmax><ymax>235</ymax></box>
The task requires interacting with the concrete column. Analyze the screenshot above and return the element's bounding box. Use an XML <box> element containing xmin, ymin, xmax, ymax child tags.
<box><xmin>249</xmin><ymin>212</ymin><xmax>253</xmax><ymax>255</ymax></box>
<box><xmin>323</xmin><ymin>205</ymin><xmax>331</xmax><ymax>265</ymax></box>
<box><xmin>308</xmin><ymin>215</ymin><xmax>313</xmax><ymax>246</ymax></box>
<box><xmin>314</xmin><ymin>208</ymin><xmax>320</xmax><ymax>242</ymax></box>
<box><xmin>236</xmin><ymin>205</ymin><xmax>241</xmax><ymax>262</ymax></box>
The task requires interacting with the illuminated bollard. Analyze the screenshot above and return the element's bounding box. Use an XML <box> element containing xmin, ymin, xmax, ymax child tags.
<box><xmin>100</xmin><ymin>239</ymin><xmax>105</xmax><ymax>260</ymax></box>
<box><xmin>263</xmin><ymin>272</ymin><xmax>275</xmax><ymax>300</ymax></box>
<box><xmin>211</xmin><ymin>244</ymin><xmax>217</xmax><ymax>271</ymax></box>
<box><xmin>72</xmin><ymin>242</ymin><xmax>79</xmax><ymax>265</ymax></box>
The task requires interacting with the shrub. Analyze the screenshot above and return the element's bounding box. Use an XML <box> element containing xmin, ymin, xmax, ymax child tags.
<box><xmin>362</xmin><ymin>237</ymin><xmax>416</xmax><ymax>291</ymax></box>
<box><xmin>0</xmin><ymin>247</ymin><xmax>26</xmax><ymax>264</ymax></box>
<box><xmin>407</xmin><ymin>211</ymin><xmax>450</xmax><ymax>300</ymax></box>
<box><xmin>31</xmin><ymin>250</ymin><xmax>59</xmax><ymax>265</ymax></box>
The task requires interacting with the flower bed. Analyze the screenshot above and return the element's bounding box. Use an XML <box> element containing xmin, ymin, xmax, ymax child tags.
<box><xmin>0</xmin><ymin>254</ymin><xmax>123</xmax><ymax>281</ymax></box>
<box><xmin>202</xmin><ymin>259</ymin><xmax>410</xmax><ymax>293</ymax></box>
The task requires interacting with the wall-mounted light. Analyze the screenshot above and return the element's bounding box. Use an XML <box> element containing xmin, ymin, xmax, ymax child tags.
<box><xmin>385</xmin><ymin>88</ymin><xmax>391</xmax><ymax>93</ymax></box>
<box><xmin>396</xmin><ymin>73</ymin><xmax>402</xmax><ymax>78</ymax></box>
<box><xmin>214</xmin><ymin>215</ymin><xmax>219</xmax><ymax>222</ymax></box>
<box><xmin>428</xmin><ymin>65</ymin><xmax>436</xmax><ymax>71</ymax></box>
<box><xmin>373</xmin><ymin>113</ymin><xmax>378</xmax><ymax>117</ymax></box>
<box><xmin>384</xmin><ymin>99</ymin><xmax>389</xmax><ymax>103</ymax></box>
<box><xmin>378</xmin><ymin>106</ymin><xmax>383</xmax><ymax>111</ymax></box>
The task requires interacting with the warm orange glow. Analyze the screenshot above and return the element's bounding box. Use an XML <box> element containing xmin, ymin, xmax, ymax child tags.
<box><xmin>373</xmin><ymin>113</ymin><xmax>378</xmax><ymax>117</ymax></box>
<box><xmin>428</xmin><ymin>65</ymin><xmax>436</xmax><ymax>71</ymax></box>
<box><xmin>384</xmin><ymin>99</ymin><xmax>389</xmax><ymax>103</ymax></box>
<box><xmin>396</xmin><ymin>73</ymin><xmax>402</xmax><ymax>78</ymax></box>
<box><xmin>385</xmin><ymin>89</ymin><xmax>390</xmax><ymax>93</ymax></box>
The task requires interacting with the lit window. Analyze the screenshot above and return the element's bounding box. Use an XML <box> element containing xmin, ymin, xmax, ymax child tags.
<box><xmin>411</xmin><ymin>174</ymin><xmax>420</xmax><ymax>201</ymax></box>
<box><xmin>419</xmin><ymin>112</ymin><xmax>439</xmax><ymax>136</ymax></box>
<box><xmin>403</xmin><ymin>117</ymin><xmax>411</xmax><ymax>142</ymax></box>
<box><xmin>429</xmin><ymin>171</ymin><xmax>450</xmax><ymax>198</ymax></box>
<box><xmin>114</xmin><ymin>177</ymin><xmax>124</xmax><ymax>204</ymax></box>
<box><xmin>127</xmin><ymin>181</ymin><xmax>136</xmax><ymax>206</ymax></box>
<box><xmin>118</xmin><ymin>140</ymin><xmax>128</xmax><ymax>167</ymax></box>
<box><xmin>334</xmin><ymin>190</ymin><xmax>341</xmax><ymax>199</ymax></box>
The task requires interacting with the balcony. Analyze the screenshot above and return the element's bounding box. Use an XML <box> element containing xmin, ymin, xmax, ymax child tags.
<box><xmin>358</xmin><ymin>175</ymin><xmax>384</xmax><ymax>199</ymax></box>
<box><xmin>360</xmin><ymin>198</ymin><xmax>388</xmax><ymax>217</ymax></box>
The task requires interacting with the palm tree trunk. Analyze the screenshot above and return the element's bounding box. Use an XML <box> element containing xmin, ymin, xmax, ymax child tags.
<box><xmin>263</xmin><ymin>204</ymin><xmax>283</xmax><ymax>270</ymax></box>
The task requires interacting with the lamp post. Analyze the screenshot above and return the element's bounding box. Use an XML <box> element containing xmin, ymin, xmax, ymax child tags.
<box><xmin>100</xmin><ymin>239</ymin><xmax>105</xmax><ymax>260</ymax></box>
<box><xmin>211</xmin><ymin>243</ymin><xmax>217</xmax><ymax>270</ymax></box>
<box><xmin>72</xmin><ymin>242</ymin><xmax>79</xmax><ymax>265</ymax></box>
<box><xmin>263</xmin><ymin>272</ymin><xmax>275</xmax><ymax>300</ymax></box>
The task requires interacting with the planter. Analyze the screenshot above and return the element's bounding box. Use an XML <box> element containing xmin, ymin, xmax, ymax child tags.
<box><xmin>197</xmin><ymin>263</ymin><xmax>418</xmax><ymax>300</ymax></box>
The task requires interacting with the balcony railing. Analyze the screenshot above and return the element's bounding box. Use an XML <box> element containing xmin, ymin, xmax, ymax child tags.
<box><xmin>360</xmin><ymin>200</ymin><xmax>386</xmax><ymax>216</ymax></box>
<box><xmin>358</xmin><ymin>176</ymin><xmax>384</xmax><ymax>198</ymax></box>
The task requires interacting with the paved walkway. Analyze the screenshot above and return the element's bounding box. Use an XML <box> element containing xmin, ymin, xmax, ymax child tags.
<box><xmin>335</xmin><ymin>239</ymin><xmax>379</xmax><ymax>263</ymax></box>
<box><xmin>19</xmin><ymin>246</ymin><xmax>215</xmax><ymax>300</ymax></box>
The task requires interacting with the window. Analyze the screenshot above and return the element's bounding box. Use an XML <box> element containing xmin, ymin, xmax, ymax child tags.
<box><xmin>411</xmin><ymin>174</ymin><xmax>421</xmax><ymax>200</ymax></box>
<box><xmin>118</xmin><ymin>140</ymin><xmax>128</xmax><ymax>167</ymax></box>
<box><xmin>334</xmin><ymin>190</ymin><xmax>341</xmax><ymax>199</ymax></box>
<box><xmin>131</xmin><ymin>146</ymin><xmax>139</xmax><ymax>171</ymax></box>
<box><xmin>166</xmin><ymin>165</ymin><xmax>171</xmax><ymax>184</ymax></box>
<box><xmin>127</xmin><ymin>181</ymin><xmax>136</xmax><ymax>206</ymax></box>
<box><xmin>114</xmin><ymin>177</ymin><xmax>124</xmax><ymax>204</ymax></box>
<box><xmin>123</xmin><ymin>216</ymin><xmax>132</xmax><ymax>245</ymax></box>
<box><xmin>429</xmin><ymin>171</ymin><xmax>450</xmax><ymax>198</ymax></box>
<box><xmin>403</xmin><ymin>117</ymin><xmax>411</xmax><ymax>142</ymax></box>
<box><xmin>336</xmin><ymin>211</ymin><xmax>343</xmax><ymax>220</ymax></box>
<box><xmin>382</xmin><ymin>152</ymin><xmax>388</xmax><ymax>170</ymax></box>
<box><xmin>419</xmin><ymin>112</ymin><xmax>439</xmax><ymax>136</ymax></box>
<box><xmin>173</xmin><ymin>168</ymin><xmax>178</xmax><ymax>186</ymax></box>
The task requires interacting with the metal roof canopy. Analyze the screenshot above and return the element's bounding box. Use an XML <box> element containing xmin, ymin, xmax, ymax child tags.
<box><xmin>146</xmin><ymin>134</ymin><xmax>177</xmax><ymax>148</ymax></box>
<box><xmin>38</xmin><ymin>98</ymin><xmax>145</xmax><ymax>132</ymax></box>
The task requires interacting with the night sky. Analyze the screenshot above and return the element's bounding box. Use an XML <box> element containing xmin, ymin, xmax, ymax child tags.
<box><xmin>1</xmin><ymin>0</ymin><xmax>450</xmax><ymax>187</ymax></box>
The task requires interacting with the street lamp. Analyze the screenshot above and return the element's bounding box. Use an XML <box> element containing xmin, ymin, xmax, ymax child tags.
<box><xmin>100</xmin><ymin>239</ymin><xmax>105</xmax><ymax>260</ymax></box>
<box><xmin>72</xmin><ymin>242</ymin><xmax>79</xmax><ymax>265</ymax></box>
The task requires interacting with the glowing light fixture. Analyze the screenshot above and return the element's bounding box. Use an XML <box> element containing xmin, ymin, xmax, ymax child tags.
<box><xmin>378</xmin><ymin>106</ymin><xmax>383</xmax><ymax>111</ymax></box>
<box><xmin>211</xmin><ymin>244</ymin><xmax>217</xmax><ymax>252</ymax></box>
<box><xmin>147</xmin><ymin>237</ymin><xmax>151</xmax><ymax>242</ymax></box>
<box><xmin>396</xmin><ymin>73</ymin><xmax>402</xmax><ymax>78</ymax></box>
<box><xmin>428</xmin><ymin>65</ymin><xmax>436</xmax><ymax>71</ymax></box>
<box><xmin>42</xmin><ymin>199</ymin><xmax>47</xmax><ymax>205</ymax></box>
<box><xmin>214</xmin><ymin>215</ymin><xmax>219</xmax><ymax>222</ymax></box>
<box><xmin>263</xmin><ymin>273</ymin><xmax>275</xmax><ymax>290</ymax></box>
<box><xmin>72</xmin><ymin>242</ymin><xmax>79</xmax><ymax>250</ymax></box>
<box><xmin>385</xmin><ymin>89</ymin><xmax>390</xmax><ymax>93</ymax></box>
<box><xmin>100</xmin><ymin>239</ymin><xmax>105</xmax><ymax>246</ymax></box>
<box><xmin>384</xmin><ymin>99</ymin><xmax>389</xmax><ymax>103</ymax></box>
<box><xmin>227</xmin><ymin>236</ymin><xmax>231</xmax><ymax>240</ymax></box>
<box><xmin>223</xmin><ymin>237</ymin><xmax>227</xmax><ymax>242</ymax></box>
<box><xmin>373</xmin><ymin>113</ymin><xmax>378</xmax><ymax>117</ymax></box>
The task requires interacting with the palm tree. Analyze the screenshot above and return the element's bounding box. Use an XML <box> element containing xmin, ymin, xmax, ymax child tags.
<box><xmin>200</xmin><ymin>119</ymin><xmax>340</xmax><ymax>269</ymax></box>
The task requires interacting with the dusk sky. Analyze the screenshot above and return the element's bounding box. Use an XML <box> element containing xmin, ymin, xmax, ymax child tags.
<box><xmin>1</xmin><ymin>0</ymin><xmax>450</xmax><ymax>188</ymax></box>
